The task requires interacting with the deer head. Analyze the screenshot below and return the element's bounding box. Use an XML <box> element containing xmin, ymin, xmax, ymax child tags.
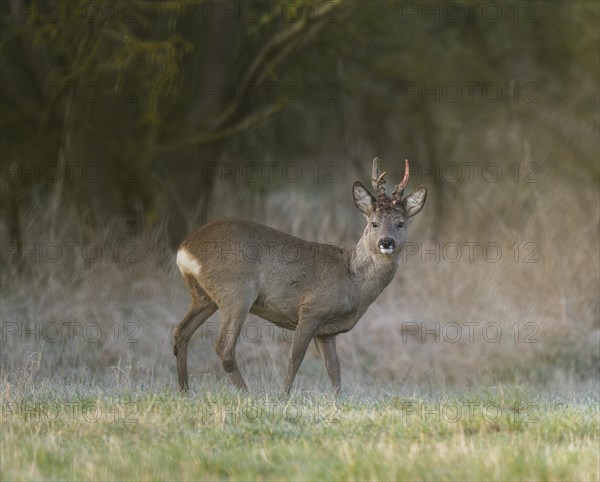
<box><xmin>352</xmin><ymin>158</ymin><xmax>427</xmax><ymax>256</ymax></box>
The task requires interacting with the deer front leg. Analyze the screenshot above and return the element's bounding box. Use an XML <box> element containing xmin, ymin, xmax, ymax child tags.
<box><xmin>314</xmin><ymin>335</ymin><xmax>341</xmax><ymax>395</ymax></box>
<box><xmin>283</xmin><ymin>318</ymin><xmax>320</xmax><ymax>395</ymax></box>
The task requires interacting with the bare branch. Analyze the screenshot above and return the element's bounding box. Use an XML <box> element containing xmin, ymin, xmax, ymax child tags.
<box><xmin>162</xmin><ymin>1</ymin><xmax>345</xmax><ymax>152</ymax></box>
<box><xmin>160</xmin><ymin>99</ymin><xmax>287</xmax><ymax>151</ymax></box>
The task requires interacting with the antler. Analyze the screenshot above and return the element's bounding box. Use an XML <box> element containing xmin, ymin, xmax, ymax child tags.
<box><xmin>391</xmin><ymin>159</ymin><xmax>410</xmax><ymax>204</ymax></box>
<box><xmin>371</xmin><ymin>157</ymin><xmax>387</xmax><ymax>196</ymax></box>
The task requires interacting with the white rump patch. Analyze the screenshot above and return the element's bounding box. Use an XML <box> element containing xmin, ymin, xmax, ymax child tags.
<box><xmin>176</xmin><ymin>248</ymin><xmax>201</xmax><ymax>277</ymax></box>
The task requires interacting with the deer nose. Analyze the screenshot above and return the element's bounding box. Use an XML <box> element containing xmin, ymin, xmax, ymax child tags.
<box><xmin>378</xmin><ymin>238</ymin><xmax>396</xmax><ymax>254</ymax></box>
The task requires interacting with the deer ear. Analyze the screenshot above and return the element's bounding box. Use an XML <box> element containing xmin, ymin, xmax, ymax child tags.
<box><xmin>353</xmin><ymin>182</ymin><xmax>376</xmax><ymax>216</ymax></box>
<box><xmin>403</xmin><ymin>186</ymin><xmax>427</xmax><ymax>218</ymax></box>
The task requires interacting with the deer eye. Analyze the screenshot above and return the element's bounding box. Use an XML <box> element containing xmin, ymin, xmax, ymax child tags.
<box><xmin>372</xmin><ymin>222</ymin><xmax>379</xmax><ymax>228</ymax></box>
<box><xmin>397</xmin><ymin>222</ymin><xmax>405</xmax><ymax>229</ymax></box>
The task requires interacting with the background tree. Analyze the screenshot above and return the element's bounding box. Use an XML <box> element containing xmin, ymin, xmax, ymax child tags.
<box><xmin>1</xmin><ymin>0</ymin><xmax>598</xmax><ymax>251</ymax></box>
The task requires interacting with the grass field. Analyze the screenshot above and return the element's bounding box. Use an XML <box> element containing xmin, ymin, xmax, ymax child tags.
<box><xmin>1</xmin><ymin>380</ymin><xmax>598</xmax><ymax>481</ymax></box>
<box><xmin>1</xmin><ymin>153</ymin><xmax>598</xmax><ymax>481</ymax></box>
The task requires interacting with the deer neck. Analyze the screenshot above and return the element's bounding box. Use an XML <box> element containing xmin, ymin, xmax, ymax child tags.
<box><xmin>348</xmin><ymin>233</ymin><xmax>398</xmax><ymax>298</ymax></box>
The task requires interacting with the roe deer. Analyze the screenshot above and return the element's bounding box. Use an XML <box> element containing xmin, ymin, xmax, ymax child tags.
<box><xmin>174</xmin><ymin>158</ymin><xmax>426</xmax><ymax>394</ymax></box>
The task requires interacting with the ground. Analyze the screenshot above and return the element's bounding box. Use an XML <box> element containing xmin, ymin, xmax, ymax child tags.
<box><xmin>1</xmin><ymin>382</ymin><xmax>598</xmax><ymax>481</ymax></box>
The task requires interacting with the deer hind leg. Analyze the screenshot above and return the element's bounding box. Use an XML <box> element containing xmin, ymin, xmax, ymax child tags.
<box><xmin>174</xmin><ymin>274</ymin><xmax>217</xmax><ymax>392</ymax></box>
<box><xmin>214</xmin><ymin>301</ymin><xmax>252</xmax><ymax>391</ymax></box>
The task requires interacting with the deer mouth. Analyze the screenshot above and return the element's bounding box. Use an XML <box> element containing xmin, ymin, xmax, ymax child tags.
<box><xmin>379</xmin><ymin>246</ymin><xmax>395</xmax><ymax>255</ymax></box>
